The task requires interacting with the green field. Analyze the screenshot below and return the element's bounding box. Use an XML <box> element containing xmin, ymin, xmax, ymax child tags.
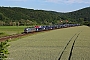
<box><xmin>71</xmin><ymin>26</ymin><xmax>90</xmax><ymax>60</ymax></box>
<box><xmin>0</xmin><ymin>26</ymin><xmax>28</xmax><ymax>37</ymax></box>
<box><xmin>7</xmin><ymin>26</ymin><xmax>90</xmax><ymax>60</ymax></box>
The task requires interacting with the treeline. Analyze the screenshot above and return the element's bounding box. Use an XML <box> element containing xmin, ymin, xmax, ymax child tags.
<box><xmin>0</xmin><ymin>6</ymin><xmax>90</xmax><ymax>26</ymax></box>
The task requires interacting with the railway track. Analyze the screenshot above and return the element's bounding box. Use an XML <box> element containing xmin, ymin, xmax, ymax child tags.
<box><xmin>0</xmin><ymin>30</ymin><xmax>50</xmax><ymax>42</ymax></box>
<box><xmin>0</xmin><ymin>33</ymin><xmax>26</xmax><ymax>42</ymax></box>
<box><xmin>0</xmin><ymin>32</ymin><xmax>37</xmax><ymax>42</ymax></box>
<box><xmin>58</xmin><ymin>31</ymin><xmax>82</xmax><ymax>60</ymax></box>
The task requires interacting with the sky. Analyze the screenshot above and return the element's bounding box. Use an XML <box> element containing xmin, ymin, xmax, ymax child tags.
<box><xmin>0</xmin><ymin>0</ymin><xmax>90</xmax><ymax>12</ymax></box>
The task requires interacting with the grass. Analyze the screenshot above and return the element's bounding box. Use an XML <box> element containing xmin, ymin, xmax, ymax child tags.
<box><xmin>0</xmin><ymin>26</ymin><xmax>28</xmax><ymax>35</ymax></box>
<box><xmin>0</xmin><ymin>32</ymin><xmax>8</xmax><ymax>38</ymax></box>
<box><xmin>7</xmin><ymin>26</ymin><xmax>90</xmax><ymax>60</ymax></box>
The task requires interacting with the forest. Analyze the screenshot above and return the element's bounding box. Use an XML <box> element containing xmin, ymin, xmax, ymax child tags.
<box><xmin>0</xmin><ymin>6</ymin><xmax>90</xmax><ymax>26</ymax></box>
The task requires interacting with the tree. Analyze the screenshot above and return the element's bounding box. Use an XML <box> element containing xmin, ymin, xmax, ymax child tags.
<box><xmin>0</xmin><ymin>21</ymin><xmax>4</xmax><ymax>26</ymax></box>
<box><xmin>0</xmin><ymin>13</ymin><xmax>5</xmax><ymax>20</ymax></box>
<box><xmin>0</xmin><ymin>40</ymin><xmax>10</xmax><ymax>60</ymax></box>
<box><xmin>77</xmin><ymin>18</ymin><xmax>84</xmax><ymax>24</ymax></box>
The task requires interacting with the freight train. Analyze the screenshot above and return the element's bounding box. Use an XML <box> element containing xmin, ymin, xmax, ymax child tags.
<box><xmin>24</xmin><ymin>24</ymin><xmax>80</xmax><ymax>33</ymax></box>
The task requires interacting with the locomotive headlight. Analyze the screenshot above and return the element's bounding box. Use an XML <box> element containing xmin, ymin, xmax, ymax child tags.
<box><xmin>37</xmin><ymin>29</ymin><xmax>38</xmax><ymax>31</ymax></box>
<box><xmin>26</xmin><ymin>29</ymin><xmax>28</xmax><ymax>30</ymax></box>
<box><xmin>44</xmin><ymin>28</ymin><xmax>45</xmax><ymax>29</ymax></box>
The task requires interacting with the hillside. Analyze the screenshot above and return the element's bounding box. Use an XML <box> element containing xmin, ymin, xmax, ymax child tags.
<box><xmin>0</xmin><ymin>6</ymin><xmax>90</xmax><ymax>26</ymax></box>
<box><xmin>62</xmin><ymin>7</ymin><xmax>90</xmax><ymax>24</ymax></box>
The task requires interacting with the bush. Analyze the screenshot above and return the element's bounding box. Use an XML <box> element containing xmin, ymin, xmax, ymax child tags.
<box><xmin>0</xmin><ymin>40</ymin><xmax>10</xmax><ymax>60</ymax></box>
<box><xmin>0</xmin><ymin>33</ymin><xmax>4</xmax><ymax>35</ymax></box>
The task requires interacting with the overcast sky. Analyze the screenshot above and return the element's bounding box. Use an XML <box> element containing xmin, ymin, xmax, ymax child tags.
<box><xmin>0</xmin><ymin>0</ymin><xmax>90</xmax><ymax>12</ymax></box>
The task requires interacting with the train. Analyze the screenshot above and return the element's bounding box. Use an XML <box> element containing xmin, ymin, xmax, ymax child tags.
<box><xmin>24</xmin><ymin>24</ymin><xmax>80</xmax><ymax>33</ymax></box>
